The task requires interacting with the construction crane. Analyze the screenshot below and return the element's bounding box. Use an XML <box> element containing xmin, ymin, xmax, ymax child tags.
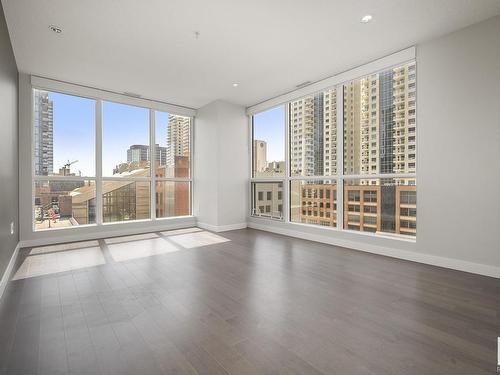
<box><xmin>59</xmin><ymin>160</ymin><xmax>78</xmax><ymax>176</ymax></box>
<box><xmin>64</xmin><ymin>159</ymin><xmax>78</xmax><ymax>169</ymax></box>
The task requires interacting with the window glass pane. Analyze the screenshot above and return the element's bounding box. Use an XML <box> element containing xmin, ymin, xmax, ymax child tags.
<box><xmin>290</xmin><ymin>180</ymin><xmax>337</xmax><ymax>227</ymax></box>
<box><xmin>343</xmin><ymin>178</ymin><xmax>416</xmax><ymax>236</ymax></box>
<box><xmin>155</xmin><ymin>112</ymin><xmax>191</xmax><ymax>178</ymax></box>
<box><xmin>343</xmin><ymin>62</ymin><xmax>416</xmax><ymax>175</ymax></box>
<box><xmin>289</xmin><ymin>88</ymin><xmax>337</xmax><ymax>177</ymax></box>
<box><xmin>155</xmin><ymin>181</ymin><xmax>190</xmax><ymax>218</ymax></box>
<box><xmin>102</xmin><ymin>181</ymin><xmax>150</xmax><ymax>222</ymax></box>
<box><xmin>252</xmin><ymin>106</ymin><xmax>285</xmax><ymax>177</ymax></box>
<box><xmin>251</xmin><ymin>182</ymin><xmax>283</xmax><ymax>219</ymax></box>
<box><xmin>34</xmin><ymin>180</ymin><xmax>96</xmax><ymax>230</ymax></box>
<box><xmin>102</xmin><ymin>101</ymin><xmax>150</xmax><ymax>177</ymax></box>
<box><xmin>33</xmin><ymin>89</ymin><xmax>95</xmax><ymax>176</ymax></box>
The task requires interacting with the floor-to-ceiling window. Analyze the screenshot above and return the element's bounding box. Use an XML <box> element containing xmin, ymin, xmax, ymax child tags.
<box><xmin>251</xmin><ymin>106</ymin><xmax>285</xmax><ymax>219</ymax></box>
<box><xmin>32</xmin><ymin>86</ymin><xmax>193</xmax><ymax>231</ymax></box>
<box><xmin>250</xmin><ymin>61</ymin><xmax>416</xmax><ymax>238</ymax></box>
<box><xmin>154</xmin><ymin>111</ymin><xmax>191</xmax><ymax>219</ymax></box>
<box><xmin>289</xmin><ymin>88</ymin><xmax>338</xmax><ymax>228</ymax></box>
<box><xmin>33</xmin><ymin>90</ymin><xmax>97</xmax><ymax>229</ymax></box>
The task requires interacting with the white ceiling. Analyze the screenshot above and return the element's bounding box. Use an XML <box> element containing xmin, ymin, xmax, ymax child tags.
<box><xmin>3</xmin><ymin>0</ymin><xmax>500</xmax><ymax>109</ymax></box>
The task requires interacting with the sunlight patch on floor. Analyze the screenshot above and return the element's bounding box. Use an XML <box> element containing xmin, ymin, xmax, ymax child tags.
<box><xmin>13</xmin><ymin>247</ymin><xmax>105</xmax><ymax>280</ymax></box>
<box><xmin>13</xmin><ymin>229</ymin><xmax>230</xmax><ymax>279</ymax></box>
<box><xmin>108</xmin><ymin>238</ymin><xmax>180</xmax><ymax>262</ymax></box>
<box><xmin>168</xmin><ymin>230</ymin><xmax>230</xmax><ymax>249</ymax></box>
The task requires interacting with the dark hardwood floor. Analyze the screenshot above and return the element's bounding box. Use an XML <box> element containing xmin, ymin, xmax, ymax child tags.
<box><xmin>0</xmin><ymin>227</ymin><xmax>499</xmax><ymax>375</ymax></box>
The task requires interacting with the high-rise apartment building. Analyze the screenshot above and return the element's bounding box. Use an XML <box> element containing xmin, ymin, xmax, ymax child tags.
<box><xmin>288</xmin><ymin>63</ymin><xmax>415</xmax><ymax>180</ymax></box>
<box><xmin>33</xmin><ymin>90</ymin><xmax>53</xmax><ymax>176</ymax></box>
<box><xmin>342</xmin><ymin>62</ymin><xmax>416</xmax><ymax>178</ymax></box>
<box><xmin>323</xmin><ymin>89</ymin><xmax>337</xmax><ymax>175</ymax></box>
<box><xmin>358</xmin><ymin>75</ymin><xmax>380</xmax><ymax>176</ymax></box>
<box><xmin>379</xmin><ymin>70</ymin><xmax>394</xmax><ymax>174</ymax></box>
<box><xmin>252</xmin><ymin>64</ymin><xmax>416</xmax><ymax>235</ymax></box>
<box><xmin>343</xmin><ymin>81</ymin><xmax>362</xmax><ymax>175</ymax></box>
<box><xmin>312</xmin><ymin>94</ymin><xmax>324</xmax><ymax>175</ymax></box>
<box><xmin>287</xmin><ymin>63</ymin><xmax>417</xmax><ymax>235</ymax></box>
<box><xmin>393</xmin><ymin>63</ymin><xmax>417</xmax><ymax>177</ymax></box>
<box><xmin>166</xmin><ymin>115</ymin><xmax>190</xmax><ymax>170</ymax></box>
<box><xmin>290</xmin><ymin>94</ymin><xmax>324</xmax><ymax>176</ymax></box>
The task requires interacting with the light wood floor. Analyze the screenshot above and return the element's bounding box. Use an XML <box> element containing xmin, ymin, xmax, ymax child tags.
<box><xmin>0</xmin><ymin>227</ymin><xmax>499</xmax><ymax>375</ymax></box>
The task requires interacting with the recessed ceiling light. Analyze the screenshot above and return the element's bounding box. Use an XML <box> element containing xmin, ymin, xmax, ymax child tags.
<box><xmin>361</xmin><ymin>15</ymin><xmax>372</xmax><ymax>23</ymax></box>
<box><xmin>49</xmin><ymin>25</ymin><xmax>62</xmax><ymax>34</ymax></box>
<box><xmin>232</xmin><ymin>83</ymin><xmax>239</xmax><ymax>87</ymax></box>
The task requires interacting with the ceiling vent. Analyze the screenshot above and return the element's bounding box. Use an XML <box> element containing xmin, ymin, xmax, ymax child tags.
<box><xmin>123</xmin><ymin>91</ymin><xmax>142</xmax><ymax>98</ymax></box>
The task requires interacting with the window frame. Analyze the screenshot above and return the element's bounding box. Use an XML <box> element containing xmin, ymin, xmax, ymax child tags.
<box><xmin>249</xmin><ymin>109</ymin><xmax>287</xmax><ymax>221</ymax></box>
<box><xmin>249</xmin><ymin>51</ymin><xmax>417</xmax><ymax>241</ymax></box>
<box><xmin>149</xmin><ymin>108</ymin><xmax>193</xmax><ymax>222</ymax></box>
<box><xmin>30</xmin><ymin>77</ymin><xmax>194</xmax><ymax>232</ymax></box>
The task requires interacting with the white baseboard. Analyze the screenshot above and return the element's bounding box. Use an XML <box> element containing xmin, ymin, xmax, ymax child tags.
<box><xmin>0</xmin><ymin>242</ymin><xmax>20</xmax><ymax>300</ymax></box>
<box><xmin>248</xmin><ymin>221</ymin><xmax>500</xmax><ymax>279</ymax></box>
<box><xmin>197</xmin><ymin>222</ymin><xmax>247</xmax><ymax>232</ymax></box>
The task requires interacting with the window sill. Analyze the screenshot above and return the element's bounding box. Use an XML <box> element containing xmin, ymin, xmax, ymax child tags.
<box><xmin>248</xmin><ymin>215</ymin><xmax>416</xmax><ymax>243</ymax></box>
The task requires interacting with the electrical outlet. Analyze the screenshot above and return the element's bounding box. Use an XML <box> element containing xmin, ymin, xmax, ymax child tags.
<box><xmin>10</xmin><ymin>222</ymin><xmax>14</xmax><ymax>235</ymax></box>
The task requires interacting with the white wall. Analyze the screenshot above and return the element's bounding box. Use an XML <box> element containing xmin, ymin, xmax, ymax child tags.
<box><xmin>249</xmin><ymin>16</ymin><xmax>500</xmax><ymax>278</ymax></box>
<box><xmin>417</xmin><ymin>15</ymin><xmax>500</xmax><ymax>267</ymax></box>
<box><xmin>195</xmin><ymin>100</ymin><xmax>248</xmax><ymax>231</ymax></box>
<box><xmin>0</xmin><ymin>1</ymin><xmax>19</xmax><ymax>295</ymax></box>
<box><xmin>194</xmin><ymin>102</ymin><xmax>219</xmax><ymax>227</ymax></box>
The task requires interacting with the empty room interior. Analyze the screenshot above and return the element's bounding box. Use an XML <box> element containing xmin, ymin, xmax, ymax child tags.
<box><xmin>1</xmin><ymin>1</ymin><xmax>500</xmax><ymax>374</ymax></box>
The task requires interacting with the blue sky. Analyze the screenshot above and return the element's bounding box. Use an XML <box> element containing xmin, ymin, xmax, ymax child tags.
<box><xmin>50</xmin><ymin>92</ymin><xmax>95</xmax><ymax>176</ymax></box>
<box><xmin>50</xmin><ymin>92</ymin><xmax>170</xmax><ymax>177</ymax></box>
<box><xmin>102</xmin><ymin>101</ymin><xmax>149</xmax><ymax>176</ymax></box>
<box><xmin>253</xmin><ymin>105</ymin><xmax>285</xmax><ymax>162</ymax></box>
